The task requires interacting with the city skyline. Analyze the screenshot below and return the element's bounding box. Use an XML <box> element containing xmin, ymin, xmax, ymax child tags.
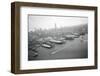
<box><xmin>28</xmin><ymin>15</ymin><xmax>88</xmax><ymax>32</ymax></box>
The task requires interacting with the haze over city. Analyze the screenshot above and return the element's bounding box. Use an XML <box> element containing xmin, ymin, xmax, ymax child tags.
<box><xmin>29</xmin><ymin>15</ymin><xmax>88</xmax><ymax>32</ymax></box>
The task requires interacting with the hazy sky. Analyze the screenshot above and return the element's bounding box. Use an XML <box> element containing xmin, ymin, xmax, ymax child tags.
<box><xmin>28</xmin><ymin>15</ymin><xmax>88</xmax><ymax>32</ymax></box>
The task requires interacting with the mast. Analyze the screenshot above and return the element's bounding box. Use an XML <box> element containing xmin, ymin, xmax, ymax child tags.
<box><xmin>55</xmin><ymin>23</ymin><xmax>57</xmax><ymax>32</ymax></box>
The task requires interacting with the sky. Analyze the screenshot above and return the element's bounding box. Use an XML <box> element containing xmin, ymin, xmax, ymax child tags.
<box><xmin>28</xmin><ymin>15</ymin><xmax>88</xmax><ymax>32</ymax></box>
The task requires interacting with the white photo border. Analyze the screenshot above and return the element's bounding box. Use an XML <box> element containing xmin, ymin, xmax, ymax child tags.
<box><xmin>20</xmin><ymin>6</ymin><xmax>95</xmax><ymax>70</ymax></box>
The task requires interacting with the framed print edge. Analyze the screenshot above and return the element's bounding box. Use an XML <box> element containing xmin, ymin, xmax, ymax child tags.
<box><xmin>11</xmin><ymin>2</ymin><xmax>20</xmax><ymax>74</ymax></box>
<box><xmin>11</xmin><ymin>2</ymin><xmax>98</xmax><ymax>74</ymax></box>
<box><xmin>94</xmin><ymin>7</ymin><xmax>98</xmax><ymax>69</ymax></box>
<box><xmin>11</xmin><ymin>2</ymin><xmax>15</xmax><ymax>73</ymax></box>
